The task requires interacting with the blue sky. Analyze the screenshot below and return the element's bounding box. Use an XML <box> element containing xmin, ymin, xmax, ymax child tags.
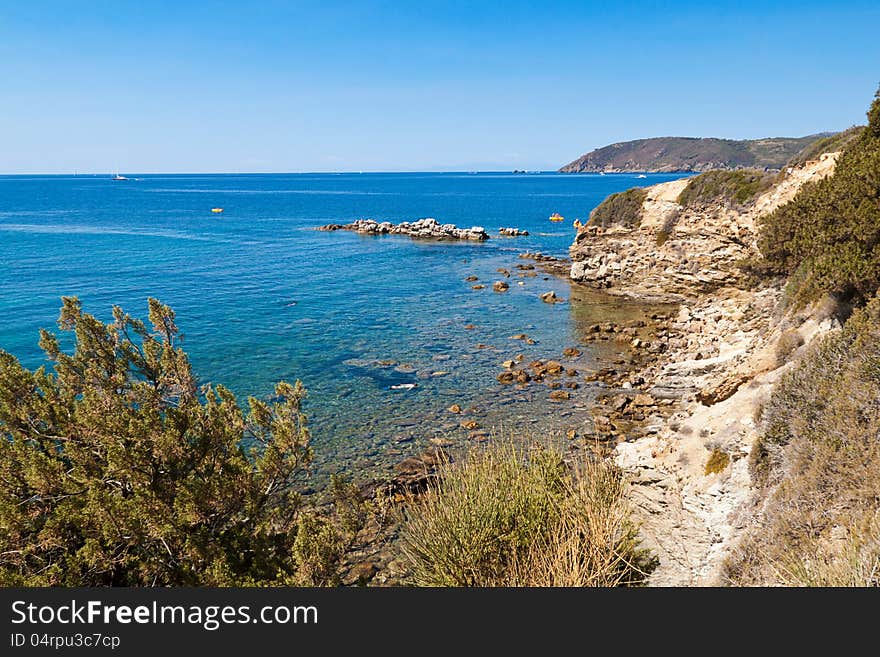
<box><xmin>1</xmin><ymin>1</ymin><xmax>878</xmax><ymax>173</ymax></box>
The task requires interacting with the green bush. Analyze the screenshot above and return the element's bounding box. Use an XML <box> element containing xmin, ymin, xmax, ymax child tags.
<box><xmin>785</xmin><ymin>126</ymin><xmax>864</xmax><ymax>168</ymax></box>
<box><xmin>754</xmin><ymin>90</ymin><xmax>880</xmax><ymax>307</ymax></box>
<box><xmin>588</xmin><ymin>187</ymin><xmax>647</xmax><ymax>229</ymax></box>
<box><xmin>0</xmin><ymin>297</ymin><xmax>350</xmax><ymax>586</ymax></box>
<box><xmin>400</xmin><ymin>440</ymin><xmax>654</xmax><ymax>586</ymax></box>
<box><xmin>677</xmin><ymin>169</ymin><xmax>776</xmax><ymax>209</ymax></box>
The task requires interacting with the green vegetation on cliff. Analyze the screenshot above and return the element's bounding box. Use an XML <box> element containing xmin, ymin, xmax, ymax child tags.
<box><xmin>559</xmin><ymin>134</ymin><xmax>827</xmax><ymax>173</ymax></box>
<box><xmin>587</xmin><ymin>187</ymin><xmax>647</xmax><ymax>229</ymax></box>
<box><xmin>726</xmin><ymin>91</ymin><xmax>880</xmax><ymax>586</ymax></box>
<box><xmin>676</xmin><ymin>169</ymin><xmax>776</xmax><ymax>208</ymax></box>
<box><xmin>753</xmin><ymin>91</ymin><xmax>880</xmax><ymax>307</ymax></box>
<box><xmin>785</xmin><ymin>125</ymin><xmax>864</xmax><ymax>168</ymax></box>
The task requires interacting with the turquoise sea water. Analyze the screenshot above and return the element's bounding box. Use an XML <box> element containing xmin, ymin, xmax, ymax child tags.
<box><xmin>0</xmin><ymin>172</ymin><xmax>684</xmax><ymax>478</ymax></box>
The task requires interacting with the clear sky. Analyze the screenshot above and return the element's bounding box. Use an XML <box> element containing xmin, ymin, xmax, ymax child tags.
<box><xmin>1</xmin><ymin>1</ymin><xmax>878</xmax><ymax>173</ymax></box>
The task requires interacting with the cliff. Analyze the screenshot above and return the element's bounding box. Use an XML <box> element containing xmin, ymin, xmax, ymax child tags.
<box><xmin>568</xmin><ymin>152</ymin><xmax>844</xmax><ymax>584</ymax></box>
<box><xmin>558</xmin><ymin>134</ymin><xmax>827</xmax><ymax>173</ymax></box>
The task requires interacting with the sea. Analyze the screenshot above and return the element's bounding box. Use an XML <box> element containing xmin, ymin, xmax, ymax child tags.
<box><xmin>0</xmin><ymin>171</ymin><xmax>685</xmax><ymax>480</ymax></box>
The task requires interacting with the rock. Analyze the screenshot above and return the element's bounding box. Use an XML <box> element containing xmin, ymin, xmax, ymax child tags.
<box><xmin>344</xmin><ymin>562</ymin><xmax>379</xmax><ymax>585</ymax></box>
<box><xmin>696</xmin><ymin>372</ymin><xmax>751</xmax><ymax>406</ymax></box>
<box><xmin>319</xmin><ymin>218</ymin><xmax>490</xmax><ymax>241</ymax></box>
<box><xmin>496</xmin><ymin>268</ymin><xmax>511</xmax><ymax>277</ymax></box>
<box><xmin>431</xmin><ymin>371</ymin><xmax>450</xmax><ymax>377</ymax></box>
<box><xmin>632</xmin><ymin>393</ymin><xmax>655</xmax><ymax>407</ymax></box>
<box><xmin>497</xmin><ymin>371</ymin><xmax>516</xmax><ymax>385</ymax></box>
<box><xmin>471</xmin><ymin>284</ymin><xmax>485</xmax><ymax>290</ymax></box>
<box><xmin>499</xmin><ymin>227</ymin><xmax>529</xmax><ymax>236</ymax></box>
<box><xmin>465</xmin><ymin>275</ymin><xmax>479</xmax><ymax>282</ymax></box>
<box><xmin>493</xmin><ymin>281</ymin><xmax>510</xmax><ymax>292</ymax></box>
<box><xmin>464</xmin><ymin>324</ymin><xmax>476</xmax><ymax>330</ymax></box>
<box><xmin>447</xmin><ymin>404</ymin><xmax>462</xmax><ymax>414</ymax></box>
<box><xmin>549</xmin><ymin>390</ymin><xmax>571</xmax><ymax>401</ymax></box>
<box><xmin>388</xmin><ymin>448</ymin><xmax>446</xmax><ymax>494</ymax></box>
<box><xmin>563</xmin><ymin>347</ymin><xmax>582</xmax><ymax>358</ymax></box>
<box><xmin>540</xmin><ymin>291</ymin><xmax>565</xmax><ymax>303</ymax></box>
<box><xmin>501</xmin><ymin>360</ymin><xmax>516</xmax><ymax>369</ymax></box>
<box><xmin>509</xmin><ymin>333</ymin><xmax>529</xmax><ymax>341</ymax></box>
<box><xmin>544</xmin><ymin>360</ymin><xmax>564</xmax><ymax>375</ymax></box>
<box><xmin>460</xmin><ymin>420</ymin><xmax>480</xmax><ymax>430</ymax></box>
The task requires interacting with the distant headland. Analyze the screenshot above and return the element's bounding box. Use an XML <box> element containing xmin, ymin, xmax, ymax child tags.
<box><xmin>558</xmin><ymin>134</ymin><xmax>833</xmax><ymax>173</ymax></box>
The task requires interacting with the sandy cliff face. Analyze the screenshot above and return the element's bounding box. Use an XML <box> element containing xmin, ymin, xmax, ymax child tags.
<box><xmin>569</xmin><ymin>154</ymin><xmax>843</xmax><ymax>585</ymax></box>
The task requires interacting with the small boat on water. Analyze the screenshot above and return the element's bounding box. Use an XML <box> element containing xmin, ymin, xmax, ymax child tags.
<box><xmin>211</xmin><ymin>208</ymin><xmax>224</xmax><ymax>214</ymax></box>
<box><xmin>112</xmin><ymin>173</ymin><xmax>128</xmax><ymax>181</ymax></box>
<box><xmin>637</xmin><ymin>173</ymin><xmax>647</xmax><ymax>179</ymax></box>
<box><xmin>549</xmin><ymin>212</ymin><xmax>564</xmax><ymax>222</ymax></box>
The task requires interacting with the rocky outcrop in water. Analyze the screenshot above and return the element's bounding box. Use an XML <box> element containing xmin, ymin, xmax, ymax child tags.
<box><xmin>498</xmin><ymin>227</ymin><xmax>529</xmax><ymax>236</ymax></box>
<box><xmin>319</xmin><ymin>218</ymin><xmax>489</xmax><ymax>241</ymax></box>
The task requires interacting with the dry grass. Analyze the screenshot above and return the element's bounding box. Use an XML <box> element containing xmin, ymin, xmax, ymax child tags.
<box><xmin>704</xmin><ymin>449</ymin><xmax>730</xmax><ymax>476</ymax></box>
<box><xmin>727</xmin><ymin>297</ymin><xmax>880</xmax><ymax>586</ymax></box>
<box><xmin>774</xmin><ymin>328</ymin><xmax>804</xmax><ymax>367</ymax></box>
<box><xmin>400</xmin><ymin>440</ymin><xmax>655</xmax><ymax>587</ymax></box>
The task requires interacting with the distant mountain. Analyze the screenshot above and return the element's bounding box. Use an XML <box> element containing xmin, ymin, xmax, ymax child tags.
<box><xmin>558</xmin><ymin>134</ymin><xmax>831</xmax><ymax>173</ymax></box>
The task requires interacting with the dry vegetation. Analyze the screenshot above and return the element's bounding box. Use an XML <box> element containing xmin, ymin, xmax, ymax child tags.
<box><xmin>726</xmin><ymin>297</ymin><xmax>880</xmax><ymax>586</ymax></box>
<box><xmin>400</xmin><ymin>441</ymin><xmax>655</xmax><ymax>586</ymax></box>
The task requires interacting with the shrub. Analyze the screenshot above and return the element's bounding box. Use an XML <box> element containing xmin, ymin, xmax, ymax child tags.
<box><xmin>728</xmin><ymin>295</ymin><xmax>880</xmax><ymax>585</ymax></box>
<box><xmin>704</xmin><ymin>449</ymin><xmax>730</xmax><ymax>475</ymax></box>
<box><xmin>754</xmin><ymin>90</ymin><xmax>880</xmax><ymax>307</ymax></box>
<box><xmin>588</xmin><ymin>187</ymin><xmax>647</xmax><ymax>229</ymax></box>
<box><xmin>676</xmin><ymin>169</ymin><xmax>775</xmax><ymax>209</ymax></box>
<box><xmin>400</xmin><ymin>440</ymin><xmax>654</xmax><ymax>586</ymax></box>
<box><xmin>774</xmin><ymin>328</ymin><xmax>805</xmax><ymax>367</ymax></box>
<box><xmin>655</xmin><ymin>208</ymin><xmax>680</xmax><ymax>246</ymax></box>
<box><xmin>785</xmin><ymin>126</ymin><xmax>864</xmax><ymax>169</ymax></box>
<box><xmin>0</xmin><ymin>297</ymin><xmax>348</xmax><ymax>586</ymax></box>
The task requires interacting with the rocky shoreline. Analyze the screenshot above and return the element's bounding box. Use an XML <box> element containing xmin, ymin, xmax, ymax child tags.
<box><xmin>336</xmin><ymin>152</ymin><xmax>846</xmax><ymax>586</ymax></box>
<box><xmin>564</xmin><ymin>152</ymin><xmax>844</xmax><ymax>584</ymax></box>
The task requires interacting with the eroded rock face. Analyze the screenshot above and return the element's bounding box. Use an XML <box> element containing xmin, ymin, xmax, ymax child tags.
<box><xmin>566</xmin><ymin>153</ymin><xmax>847</xmax><ymax>586</ymax></box>
<box><xmin>568</xmin><ymin>154</ymin><xmax>841</xmax><ymax>302</ymax></box>
<box><xmin>319</xmin><ymin>218</ymin><xmax>489</xmax><ymax>241</ymax></box>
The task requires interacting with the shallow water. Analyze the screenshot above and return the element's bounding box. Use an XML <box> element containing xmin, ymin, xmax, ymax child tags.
<box><xmin>0</xmin><ymin>172</ymin><xmax>685</xmax><ymax>479</ymax></box>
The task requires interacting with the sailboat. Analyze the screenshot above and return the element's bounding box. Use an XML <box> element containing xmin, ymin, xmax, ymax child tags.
<box><xmin>112</xmin><ymin>173</ymin><xmax>129</xmax><ymax>181</ymax></box>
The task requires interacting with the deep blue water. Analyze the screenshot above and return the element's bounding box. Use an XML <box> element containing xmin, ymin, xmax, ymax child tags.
<box><xmin>0</xmin><ymin>172</ymin><xmax>684</xmax><ymax>477</ymax></box>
